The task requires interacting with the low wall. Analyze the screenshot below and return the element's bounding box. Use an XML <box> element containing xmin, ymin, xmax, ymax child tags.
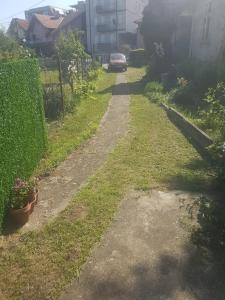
<box><xmin>161</xmin><ymin>103</ymin><xmax>213</xmax><ymax>149</ymax></box>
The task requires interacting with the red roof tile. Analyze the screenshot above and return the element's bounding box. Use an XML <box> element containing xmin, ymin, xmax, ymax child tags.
<box><xmin>34</xmin><ymin>14</ymin><xmax>64</xmax><ymax>29</ymax></box>
<box><xmin>14</xmin><ymin>18</ymin><xmax>29</xmax><ymax>30</ymax></box>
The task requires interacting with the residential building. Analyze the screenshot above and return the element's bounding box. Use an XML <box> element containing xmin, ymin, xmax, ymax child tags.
<box><xmin>25</xmin><ymin>6</ymin><xmax>67</xmax><ymax>21</ymax></box>
<box><xmin>7</xmin><ymin>18</ymin><xmax>29</xmax><ymax>42</ymax></box>
<box><xmin>53</xmin><ymin>1</ymin><xmax>87</xmax><ymax>49</ymax></box>
<box><xmin>27</xmin><ymin>14</ymin><xmax>64</xmax><ymax>55</ymax></box>
<box><xmin>86</xmin><ymin>0</ymin><xmax>148</xmax><ymax>57</ymax></box>
<box><xmin>189</xmin><ymin>0</ymin><xmax>225</xmax><ymax>61</ymax></box>
<box><xmin>135</xmin><ymin>19</ymin><xmax>144</xmax><ymax>49</ymax></box>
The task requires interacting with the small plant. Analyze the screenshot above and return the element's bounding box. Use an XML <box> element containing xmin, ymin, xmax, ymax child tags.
<box><xmin>145</xmin><ymin>81</ymin><xmax>164</xmax><ymax>93</ymax></box>
<box><xmin>10</xmin><ymin>178</ymin><xmax>35</xmax><ymax>210</ymax></box>
<box><xmin>144</xmin><ymin>81</ymin><xmax>165</xmax><ymax>103</ymax></box>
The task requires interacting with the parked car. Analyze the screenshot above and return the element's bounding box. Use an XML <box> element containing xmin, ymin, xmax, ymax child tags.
<box><xmin>108</xmin><ymin>53</ymin><xmax>128</xmax><ymax>72</ymax></box>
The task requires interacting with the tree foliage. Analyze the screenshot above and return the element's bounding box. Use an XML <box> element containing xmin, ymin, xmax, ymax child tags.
<box><xmin>56</xmin><ymin>31</ymin><xmax>89</xmax><ymax>92</ymax></box>
<box><xmin>0</xmin><ymin>30</ymin><xmax>33</xmax><ymax>62</ymax></box>
<box><xmin>56</xmin><ymin>31</ymin><xmax>87</xmax><ymax>61</ymax></box>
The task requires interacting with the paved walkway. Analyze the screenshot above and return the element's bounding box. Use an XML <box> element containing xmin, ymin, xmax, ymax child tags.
<box><xmin>23</xmin><ymin>73</ymin><xmax>130</xmax><ymax>232</ymax></box>
<box><xmin>60</xmin><ymin>190</ymin><xmax>221</xmax><ymax>300</ymax></box>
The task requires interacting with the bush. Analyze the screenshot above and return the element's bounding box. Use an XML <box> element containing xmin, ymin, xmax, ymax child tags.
<box><xmin>145</xmin><ymin>81</ymin><xmax>164</xmax><ymax>94</ymax></box>
<box><xmin>44</xmin><ymin>85</ymin><xmax>62</xmax><ymax>120</ymax></box>
<box><xmin>169</xmin><ymin>78</ymin><xmax>199</xmax><ymax>109</ymax></box>
<box><xmin>129</xmin><ymin>49</ymin><xmax>147</xmax><ymax>67</ymax></box>
<box><xmin>177</xmin><ymin>59</ymin><xmax>218</xmax><ymax>95</ymax></box>
<box><xmin>200</xmin><ymin>83</ymin><xmax>225</xmax><ymax>139</ymax></box>
<box><xmin>0</xmin><ymin>59</ymin><xmax>47</xmax><ymax>231</ymax></box>
<box><xmin>144</xmin><ymin>81</ymin><xmax>167</xmax><ymax>103</ymax></box>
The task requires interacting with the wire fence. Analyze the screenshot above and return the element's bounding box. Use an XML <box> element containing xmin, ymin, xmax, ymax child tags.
<box><xmin>39</xmin><ymin>57</ymin><xmax>93</xmax><ymax>120</ymax></box>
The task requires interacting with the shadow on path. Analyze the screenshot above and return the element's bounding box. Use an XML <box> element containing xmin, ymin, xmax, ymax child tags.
<box><xmin>89</xmin><ymin>244</ymin><xmax>225</xmax><ymax>300</ymax></box>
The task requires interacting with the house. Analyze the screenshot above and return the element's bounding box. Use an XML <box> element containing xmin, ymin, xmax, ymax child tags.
<box><xmin>27</xmin><ymin>14</ymin><xmax>64</xmax><ymax>55</ymax></box>
<box><xmin>25</xmin><ymin>6</ymin><xmax>67</xmax><ymax>21</ymax></box>
<box><xmin>189</xmin><ymin>0</ymin><xmax>225</xmax><ymax>61</ymax></box>
<box><xmin>53</xmin><ymin>1</ymin><xmax>87</xmax><ymax>49</ymax></box>
<box><xmin>86</xmin><ymin>0</ymin><xmax>148</xmax><ymax>57</ymax></box>
<box><xmin>7</xmin><ymin>18</ymin><xmax>29</xmax><ymax>43</ymax></box>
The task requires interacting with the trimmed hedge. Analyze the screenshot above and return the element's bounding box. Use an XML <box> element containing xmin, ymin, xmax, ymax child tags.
<box><xmin>0</xmin><ymin>59</ymin><xmax>47</xmax><ymax>231</ymax></box>
<box><xmin>129</xmin><ymin>49</ymin><xmax>147</xmax><ymax>67</ymax></box>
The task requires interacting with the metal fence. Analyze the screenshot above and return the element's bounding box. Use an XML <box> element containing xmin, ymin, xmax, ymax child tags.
<box><xmin>39</xmin><ymin>57</ymin><xmax>92</xmax><ymax>120</ymax></box>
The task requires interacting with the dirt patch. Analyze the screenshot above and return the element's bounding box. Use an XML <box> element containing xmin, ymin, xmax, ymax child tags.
<box><xmin>60</xmin><ymin>190</ymin><xmax>224</xmax><ymax>300</ymax></box>
<box><xmin>65</xmin><ymin>206</ymin><xmax>89</xmax><ymax>222</ymax></box>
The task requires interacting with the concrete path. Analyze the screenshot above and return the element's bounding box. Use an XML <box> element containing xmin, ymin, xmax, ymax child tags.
<box><xmin>23</xmin><ymin>73</ymin><xmax>130</xmax><ymax>232</ymax></box>
<box><xmin>60</xmin><ymin>190</ymin><xmax>222</xmax><ymax>300</ymax></box>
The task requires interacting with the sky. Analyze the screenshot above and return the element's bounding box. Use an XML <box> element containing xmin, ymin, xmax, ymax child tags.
<box><xmin>0</xmin><ymin>0</ymin><xmax>78</xmax><ymax>29</ymax></box>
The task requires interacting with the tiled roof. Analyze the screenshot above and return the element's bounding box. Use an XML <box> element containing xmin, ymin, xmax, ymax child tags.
<box><xmin>56</xmin><ymin>10</ymin><xmax>83</xmax><ymax>30</ymax></box>
<box><xmin>34</xmin><ymin>14</ymin><xmax>64</xmax><ymax>29</ymax></box>
<box><xmin>14</xmin><ymin>18</ymin><xmax>29</xmax><ymax>30</ymax></box>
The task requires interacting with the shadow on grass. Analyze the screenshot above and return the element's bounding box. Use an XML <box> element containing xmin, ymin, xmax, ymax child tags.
<box><xmin>88</xmin><ymin>243</ymin><xmax>225</xmax><ymax>300</ymax></box>
<box><xmin>99</xmin><ymin>79</ymin><xmax>145</xmax><ymax>96</ymax></box>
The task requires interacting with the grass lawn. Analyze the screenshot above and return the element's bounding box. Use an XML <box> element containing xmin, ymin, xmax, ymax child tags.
<box><xmin>35</xmin><ymin>70</ymin><xmax>116</xmax><ymax>176</ymax></box>
<box><xmin>0</xmin><ymin>68</ymin><xmax>212</xmax><ymax>300</ymax></box>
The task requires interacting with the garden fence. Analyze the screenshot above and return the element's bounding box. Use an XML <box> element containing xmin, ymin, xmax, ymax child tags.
<box><xmin>39</xmin><ymin>57</ymin><xmax>92</xmax><ymax>120</ymax></box>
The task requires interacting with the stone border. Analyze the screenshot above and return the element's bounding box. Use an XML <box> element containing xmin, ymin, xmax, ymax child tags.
<box><xmin>161</xmin><ymin>103</ymin><xmax>213</xmax><ymax>149</ymax></box>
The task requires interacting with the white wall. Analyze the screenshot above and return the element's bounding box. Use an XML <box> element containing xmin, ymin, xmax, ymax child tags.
<box><xmin>190</xmin><ymin>0</ymin><xmax>225</xmax><ymax>61</ymax></box>
<box><xmin>125</xmin><ymin>0</ymin><xmax>148</xmax><ymax>33</ymax></box>
<box><xmin>86</xmin><ymin>0</ymin><xmax>148</xmax><ymax>54</ymax></box>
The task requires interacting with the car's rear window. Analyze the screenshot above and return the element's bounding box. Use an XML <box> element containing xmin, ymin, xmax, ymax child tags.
<box><xmin>110</xmin><ymin>53</ymin><xmax>126</xmax><ymax>60</ymax></box>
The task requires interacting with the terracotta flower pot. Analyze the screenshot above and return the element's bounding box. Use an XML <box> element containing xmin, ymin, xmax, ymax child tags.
<box><xmin>9</xmin><ymin>202</ymin><xmax>32</xmax><ymax>226</ymax></box>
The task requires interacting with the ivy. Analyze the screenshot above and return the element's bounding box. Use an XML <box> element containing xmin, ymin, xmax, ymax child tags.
<box><xmin>0</xmin><ymin>59</ymin><xmax>47</xmax><ymax>232</ymax></box>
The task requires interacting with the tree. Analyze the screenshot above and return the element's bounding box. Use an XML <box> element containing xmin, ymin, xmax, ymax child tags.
<box><xmin>56</xmin><ymin>31</ymin><xmax>88</xmax><ymax>92</ymax></box>
<box><xmin>0</xmin><ymin>30</ymin><xmax>33</xmax><ymax>62</ymax></box>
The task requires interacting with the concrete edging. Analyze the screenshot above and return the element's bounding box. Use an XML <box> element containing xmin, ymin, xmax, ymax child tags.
<box><xmin>161</xmin><ymin>103</ymin><xmax>213</xmax><ymax>149</ymax></box>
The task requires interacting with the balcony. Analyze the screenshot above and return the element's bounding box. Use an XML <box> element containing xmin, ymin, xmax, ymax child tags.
<box><xmin>96</xmin><ymin>5</ymin><xmax>116</xmax><ymax>14</ymax></box>
<box><xmin>96</xmin><ymin>24</ymin><xmax>117</xmax><ymax>32</ymax></box>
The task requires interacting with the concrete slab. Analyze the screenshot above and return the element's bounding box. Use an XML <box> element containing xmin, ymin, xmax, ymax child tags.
<box><xmin>60</xmin><ymin>190</ymin><xmax>221</xmax><ymax>300</ymax></box>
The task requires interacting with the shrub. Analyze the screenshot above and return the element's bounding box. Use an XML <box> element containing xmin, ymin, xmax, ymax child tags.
<box><xmin>129</xmin><ymin>49</ymin><xmax>147</xmax><ymax>67</ymax></box>
<box><xmin>169</xmin><ymin>78</ymin><xmax>199</xmax><ymax>109</ymax></box>
<box><xmin>192</xmin><ymin>195</ymin><xmax>225</xmax><ymax>258</ymax></box>
<box><xmin>145</xmin><ymin>81</ymin><xmax>164</xmax><ymax>94</ymax></box>
<box><xmin>0</xmin><ymin>59</ymin><xmax>47</xmax><ymax>231</ymax></box>
<box><xmin>200</xmin><ymin>83</ymin><xmax>225</xmax><ymax>139</ymax></box>
<box><xmin>0</xmin><ymin>30</ymin><xmax>34</xmax><ymax>62</ymax></box>
<box><xmin>44</xmin><ymin>85</ymin><xmax>62</xmax><ymax>120</ymax></box>
<box><xmin>177</xmin><ymin>59</ymin><xmax>218</xmax><ymax>95</ymax></box>
<box><xmin>144</xmin><ymin>81</ymin><xmax>167</xmax><ymax>103</ymax></box>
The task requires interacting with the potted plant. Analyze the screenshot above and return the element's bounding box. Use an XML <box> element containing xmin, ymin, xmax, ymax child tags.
<box><xmin>9</xmin><ymin>178</ymin><xmax>38</xmax><ymax>226</ymax></box>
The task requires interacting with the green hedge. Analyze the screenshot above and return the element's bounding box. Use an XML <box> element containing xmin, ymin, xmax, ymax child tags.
<box><xmin>0</xmin><ymin>59</ymin><xmax>47</xmax><ymax>231</ymax></box>
<box><xmin>129</xmin><ymin>49</ymin><xmax>147</xmax><ymax>67</ymax></box>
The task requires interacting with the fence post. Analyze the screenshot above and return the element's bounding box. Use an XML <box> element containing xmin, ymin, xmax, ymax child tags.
<box><xmin>57</xmin><ymin>56</ymin><xmax>65</xmax><ymax>116</ymax></box>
